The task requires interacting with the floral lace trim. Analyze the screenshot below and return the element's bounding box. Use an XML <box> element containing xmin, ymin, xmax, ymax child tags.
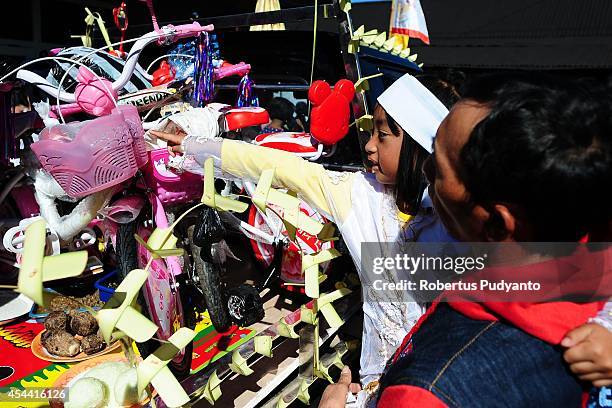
<box><xmin>167</xmin><ymin>154</ymin><xmax>188</xmax><ymax>172</ymax></box>
<box><xmin>325</xmin><ymin>170</ymin><xmax>351</xmax><ymax>185</ymax></box>
<box><xmin>182</xmin><ymin>134</ymin><xmax>223</xmax><ymax>146</ymax></box>
<box><xmin>381</xmin><ymin>185</ymin><xmax>401</xmax><ymax>242</ymax></box>
<box><xmin>367</xmin><ymin>299</ymin><xmax>423</xmax><ymax>365</ymax></box>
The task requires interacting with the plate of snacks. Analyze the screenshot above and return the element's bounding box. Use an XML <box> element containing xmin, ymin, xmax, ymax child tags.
<box><xmin>49</xmin><ymin>353</ymin><xmax>152</xmax><ymax>408</ymax></box>
<box><xmin>29</xmin><ymin>289</ymin><xmax>105</xmax><ymax>322</ymax></box>
<box><xmin>31</xmin><ymin>310</ymin><xmax>120</xmax><ymax>362</ymax></box>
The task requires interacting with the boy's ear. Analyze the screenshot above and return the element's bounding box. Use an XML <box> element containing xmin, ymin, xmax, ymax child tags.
<box><xmin>482</xmin><ymin>204</ymin><xmax>516</xmax><ymax>242</ymax></box>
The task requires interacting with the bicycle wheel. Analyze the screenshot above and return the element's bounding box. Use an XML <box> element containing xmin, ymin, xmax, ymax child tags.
<box><xmin>116</xmin><ymin>220</ymin><xmax>195</xmax><ymax>379</ymax></box>
<box><xmin>187</xmin><ymin>224</ymin><xmax>232</xmax><ymax>333</ymax></box>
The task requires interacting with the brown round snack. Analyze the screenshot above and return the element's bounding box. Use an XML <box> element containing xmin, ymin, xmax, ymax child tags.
<box><xmin>41</xmin><ymin>329</ymin><xmax>54</xmax><ymax>344</ymax></box>
<box><xmin>44</xmin><ymin>311</ymin><xmax>68</xmax><ymax>331</ymax></box>
<box><xmin>41</xmin><ymin>330</ymin><xmax>81</xmax><ymax>357</ymax></box>
<box><xmin>81</xmin><ymin>333</ymin><xmax>106</xmax><ymax>355</ymax></box>
<box><xmin>49</xmin><ymin>296</ymin><xmax>81</xmax><ymax>312</ymax></box>
<box><xmin>69</xmin><ymin>312</ymin><xmax>98</xmax><ymax>336</ymax></box>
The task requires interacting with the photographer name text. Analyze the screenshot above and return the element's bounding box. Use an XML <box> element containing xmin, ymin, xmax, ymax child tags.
<box><xmin>372</xmin><ymin>279</ymin><xmax>541</xmax><ymax>292</ymax></box>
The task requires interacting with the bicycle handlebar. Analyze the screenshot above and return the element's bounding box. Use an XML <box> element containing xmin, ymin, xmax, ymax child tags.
<box><xmin>115</xmin><ymin>22</ymin><xmax>213</xmax><ymax>92</ymax></box>
<box><xmin>17</xmin><ymin>22</ymin><xmax>214</xmax><ymax>101</ymax></box>
<box><xmin>15</xmin><ymin>70</ymin><xmax>76</xmax><ymax>102</ymax></box>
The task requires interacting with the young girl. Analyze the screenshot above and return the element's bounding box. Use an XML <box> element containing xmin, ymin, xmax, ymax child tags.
<box><xmin>151</xmin><ymin>74</ymin><xmax>455</xmax><ymax>387</ymax></box>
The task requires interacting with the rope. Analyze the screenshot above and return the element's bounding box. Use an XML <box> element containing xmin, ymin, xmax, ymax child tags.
<box><xmin>308</xmin><ymin>0</ymin><xmax>319</xmax><ymax>114</ymax></box>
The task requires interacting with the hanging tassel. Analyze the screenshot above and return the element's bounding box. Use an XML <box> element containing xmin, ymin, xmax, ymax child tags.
<box><xmin>0</xmin><ymin>84</ymin><xmax>15</xmax><ymax>166</ymax></box>
<box><xmin>169</xmin><ymin>34</ymin><xmax>219</xmax><ymax>83</ymax></box>
<box><xmin>192</xmin><ymin>32</ymin><xmax>214</xmax><ymax>107</ymax></box>
<box><xmin>236</xmin><ymin>75</ymin><xmax>259</xmax><ymax>107</ymax></box>
<box><xmin>113</xmin><ymin>2</ymin><xmax>129</xmax><ymax>57</ymax></box>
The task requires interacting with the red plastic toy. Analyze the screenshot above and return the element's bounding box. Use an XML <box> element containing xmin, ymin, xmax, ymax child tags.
<box><xmin>308</xmin><ymin>79</ymin><xmax>355</xmax><ymax>145</ymax></box>
<box><xmin>224</xmin><ymin>107</ymin><xmax>269</xmax><ymax>131</ymax></box>
<box><xmin>111</xmin><ymin>1</ymin><xmax>129</xmax><ymax>58</ymax></box>
<box><xmin>151</xmin><ymin>60</ymin><xmax>175</xmax><ymax>86</ymax></box>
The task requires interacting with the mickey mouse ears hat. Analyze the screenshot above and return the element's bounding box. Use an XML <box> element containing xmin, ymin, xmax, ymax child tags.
<box><xmin>377</xmin><ymin>74</ymin><xmax>448</xmax><ymax>154</ymax></box>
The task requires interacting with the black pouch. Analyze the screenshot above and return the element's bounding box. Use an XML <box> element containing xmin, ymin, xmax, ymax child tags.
<box><xmin>193</xmin><ymin>207</ymin><xmax>226</xmax><ymax>247</ymax></box>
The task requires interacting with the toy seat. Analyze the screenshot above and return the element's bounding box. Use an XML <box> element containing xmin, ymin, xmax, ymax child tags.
<box><xmin>224</xmin><ymin>107</ymin><xmax>269</xmax><ymax>131</ymax></box>
<box><xmin>143</xmin><ymin>148</ymin><xmax>203</xmax><ymax>205</ymax></box>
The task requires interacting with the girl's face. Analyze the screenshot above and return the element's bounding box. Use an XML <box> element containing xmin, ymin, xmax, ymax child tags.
<box><xmin>365</xmin><ymin>105</ymin><xmax>403</xmax><ymax>185</ymax></box>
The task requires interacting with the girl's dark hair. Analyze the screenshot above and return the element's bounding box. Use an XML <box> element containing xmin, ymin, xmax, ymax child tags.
<box><xmin>12</xmin><ymin>87</ymin><xmax>31</xmax><ymax>109</ymax></box>
<box><xmin>389</xmin><ymin>72</ymin><xmax>463</xmax><ymax>214</ymax></box>
<box><xmin>459</xmin><ymin>73</ymin><xmax>612</xmax><ymax>241</ymax></box>
<box><xmin>385</xmin><ymin>109</ymin><xmax>430</xmax><ymax>215</ymax></box>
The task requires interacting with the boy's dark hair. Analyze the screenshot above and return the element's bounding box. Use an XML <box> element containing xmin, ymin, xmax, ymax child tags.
<box><xmin>460</xmin><ymin>73</ymin><xmax>612</xmax><ymax>241</ymax></box>
<box><xmin>295</xmin><ymin>101</ymin><xmax>309</xmax><ymax>132</ymax></box>
<box><xmin>416</xmin><ymin>69</ymin><xmax>464</xmax><ymax>109</ymax></box>
<box><xmin>267</xmin><ymin>97</ymin><xmax>295</xmax><ymax>126</ymax></box>
<box><xmin>390</xmin><ymin>72</ymin><xmax>463</xmax><ymax>215</ymax></box>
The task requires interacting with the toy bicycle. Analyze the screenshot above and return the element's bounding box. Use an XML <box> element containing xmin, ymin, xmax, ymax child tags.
<box><xmin>1</xmin><ymin>13</ymin><xmax>355</xmax><ymax>378</ymax></box>
<box><xmin>2</xmin><ymin>21</ymin><xmax>264</xmax><ymax>377</ymax></box>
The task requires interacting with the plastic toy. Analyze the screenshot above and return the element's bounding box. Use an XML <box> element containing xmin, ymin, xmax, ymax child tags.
<box><xmin>308</xmin><ymin>79</ymin><xmax>355</xmax><ymax>145</ymax></box>
<box><xmin>215</xmin><ymin>61</ymin><xmax>251</xmax><ymax>80</ymax></box>
<box><xmin>152</xmin><ymin>60</ymin><xmax>175</xmax><ymax>86</ymax></box>
<box><xmin>254</xmin><ymin>79</ymin><xmax>355</xmax><ymax>161</ymax></box>
<box><xmin>224</xmin><ymin>106</ymin><xmax>268</xmax><ymax>130</ymax></box>
<box><xmin>254</xmin><ymin>131</ymin><xmax>320</xmax><ymax>156</ymax></box>
<box><xmin>74</xmin><ymin>66</ymin><xmax>118</xmax><ymax>116</ymax></box>
<box><xmin>112</xmin><ymin>1</ymin><xmax>129</xmax><ymax>58</ymax></box>
<box><xmin>152</xmin><ymin>58</ymin><xmax>250</xmax><ymax>87</ymax></box>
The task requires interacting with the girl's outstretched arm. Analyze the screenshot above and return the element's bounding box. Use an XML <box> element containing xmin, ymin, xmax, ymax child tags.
<box><xmin>151</xmin><ymin>131</ymin><xmax>354</xmax><ymax>224</ymax></box>
<box><xmin>221</xmin><ymin>139</ymin><xmax>354</xmax><ymax>224</ymax></box>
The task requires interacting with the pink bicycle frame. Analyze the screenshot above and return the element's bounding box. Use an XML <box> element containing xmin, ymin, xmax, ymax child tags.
<box><xmin>10</xmin><ymin>185</ymin><xmax>39</xmax><ymax>218</ymax></box>
<box><xmin>136</xmin><ymin>191</ymin><xmax>186</xmax><ymax>348</ymax></box>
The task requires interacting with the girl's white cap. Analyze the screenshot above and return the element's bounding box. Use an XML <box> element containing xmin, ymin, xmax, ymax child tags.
<box><xmin>377</xmin><ymin>74</ymin><xmax>449</xmax><ymax>153</ymax></box>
